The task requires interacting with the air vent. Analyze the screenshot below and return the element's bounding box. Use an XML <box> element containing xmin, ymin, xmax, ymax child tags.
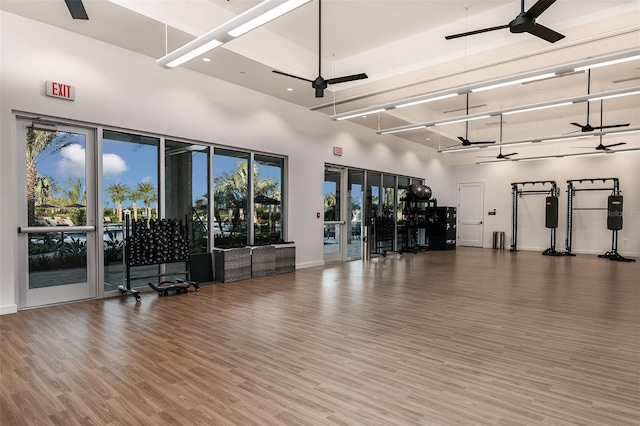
<box><xmin>613</xmin><ymin>76</ymin><xmax>640</xmax><ymax>84</ymax></box>
<box><xmin>484</xmin><ymin>120</ymin><xmax>507</xmax><ymax>127</ymax></box>
<box><xmin>443</xmin><ymin>104</ymin><xmax>487</xmax><ymax>114</ymax></box>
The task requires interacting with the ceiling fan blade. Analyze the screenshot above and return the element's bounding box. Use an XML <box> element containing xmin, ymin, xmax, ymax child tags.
<box><xmin>502</xmin><ymin>152</ymin><xmax>518</xmax><ymax>158</ymax></box>
<box><xmin>596</xmin><ymin>123</ymin><xmax>631</xmax><ymax>130</ymax></box>
<box><xmin>570</xmin><ymin>122</ymin><xmax>586</xmax><ymax>128</ymax></box>
<box><xmin>445</xmin><ymin>24</ymin><xmax>509</xmax><ymax>40</ymax></box>
<box><xmin>526</xmin><ymin>23</ymin><xmax>565</xmax><ymax>43</ymax></box>
<box><xmin>272</xmin><ymin>70</ymin><xmax>314</xmax><ymax>83</ymax></box>
<box><xmin>457</xmin><ymin>137</ymin><xmax>469</xmax><ymax>144</ymax></box>
<box><xmin>468</xmin><ymin>141</ymin><xmax>496</xmax><ymax>145</ymax></box>
<box><xmin>325</xmin><ymin>73</ymin><xmax>368</xmax><ymax>85</ymax></box>
<box><xmin>603</xmin><ymin>142</ymin><xmax>627</xmax><ymax>149</ymax></box>
<box><xmin>524</xmin><ymin>0</ymin><xmax>556</xmax><ymax>19</ymax></box>
<box><xmin>65</xmin><ymin>0</ymin><xmax>89</xmax><ymax>20</ymax></box>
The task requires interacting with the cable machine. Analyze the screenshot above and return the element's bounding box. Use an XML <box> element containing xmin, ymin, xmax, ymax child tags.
<box><xmin>510</xmin><ymin>180</ymin><xmax>563</xmax><ymax>255</ymax></box>
<box><xmin>565</xmin><ymin>178</ymin><xmax>634</xmax><ymax>262</ymax></box>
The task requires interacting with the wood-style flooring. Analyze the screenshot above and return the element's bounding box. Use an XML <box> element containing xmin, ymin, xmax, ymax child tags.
<box><xmin>1</xmin><ymin>248</ymin><xmax>638</xmax><ymax>425</ymax></box>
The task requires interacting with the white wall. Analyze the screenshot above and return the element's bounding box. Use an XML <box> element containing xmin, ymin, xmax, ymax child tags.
<box><xmin>0</xmin><ymin>11</ymin><xmax>451</xmax><ymax>314</ymax></box>
<box><xmin>452</xmin><ymin>154</ymin><xmax>640</xmax><ymax>255</ymax></box>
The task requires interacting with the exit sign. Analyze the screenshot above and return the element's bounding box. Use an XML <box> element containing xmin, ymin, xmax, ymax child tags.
<box><xmin>45</xmin><ymin>80</ymin><xmax>75</xmax><ymax>101</ymax></box>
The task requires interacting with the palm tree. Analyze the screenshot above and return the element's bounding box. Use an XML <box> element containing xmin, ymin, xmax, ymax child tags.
<box><xmin>136</xmin><ymin>182</ymin><xmax>156</xmax><ymax>219</ymax></box>
<box><xmin>26</xmin><ymin>128</ymin><xmax>60</xmax><ymax>225</ymax></box>
<box><xmin>130</xmin><ymin>188</ymin><xmax>142</xmax><ymax>220</ymax></box>
<box><xmin>56</xmin><ymin>177</ymin><xmax>86</xmax><ymax>205</ymax></box>
<box><xmin>106</xmin><ymin>183</ymin><xmax>130</xmax><ymax>222</ymax></box>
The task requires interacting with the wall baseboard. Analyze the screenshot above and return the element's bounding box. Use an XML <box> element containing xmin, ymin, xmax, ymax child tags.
<box><xmin>296</xmin><ymin>261</ymin><xmax>325</xmax><ymax>269</ymax></box>
<box><xmin>0</xmin><ymin>304</ymin><xmax>18</xmax><ymax>315</ymax></box>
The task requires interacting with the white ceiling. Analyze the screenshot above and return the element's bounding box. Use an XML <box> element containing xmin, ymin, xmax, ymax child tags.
<box><xmin>2</xmin><ymin>0</ymin><xmax>639</xmax><ymax>161</ymax></box>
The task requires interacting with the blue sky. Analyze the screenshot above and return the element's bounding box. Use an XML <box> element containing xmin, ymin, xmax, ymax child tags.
<box><xmin>37</xmin><ymin>133</ymin><xmax>281</xmax><ymax>209</ymax></box>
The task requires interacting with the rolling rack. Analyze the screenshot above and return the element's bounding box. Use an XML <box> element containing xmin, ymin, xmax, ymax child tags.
<box><xmin>566</xmin><ymin>178</ymin><xmax>634</xmax><ymax>262</ymax></box>
<box><xmin>117</xmin><ymin>215</ymin><xmax>200</xmax><ymax>302</ymax></box>
<box><xmin>372</xmin><ymin>216</ymin><xmax>398</xmax><ymax>257</ymax></box>
<box><xmin>400</xmin><ymin>196</ymin><xmax>438</xmax><ymax>254</ymax></box>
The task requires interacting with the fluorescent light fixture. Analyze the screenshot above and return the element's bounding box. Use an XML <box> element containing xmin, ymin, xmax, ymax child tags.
<box><xmin>395</xmin><ymin>93</ymin><xmax>458</xmax><ymax>109</ymax></box>
<box><xmin>157</xmin><ymin>0</ymin><xmax>311</xmax><ymax>69</ymax></box>
<box><xmin>336</xmin><ymin>109</ymin><xmax>386</xmax><ymax>121</ymax></box>
<box><xmin>503</xmin><ymin>102</ymin><xmax>572</xmax><ymax>116</ymax></box>
<box><xmin>435</xmin><ymin>115</ymin><xmax>490</xmax><ymax>126</ymax></box>
<box><xmin>166</xmin><ymin>39</ymin><xmax>223</xmax><ymax>68</ymax></box>
<box><xmin>379</xmin><ymin>125</ymin><xmax>426</xmax><ymax>135</ymax></box>
<box><xmin>471</xmin><ymin>73</ymin><xmax>556</xmax><ymax>93</ymax></box>
<box><xmin>228</xmin><ymin>0</ymin><xmax>310</xmax><ymax>37</ymax></box>
<box><xmin>545</xmin><ymin>135</ymin><xmax>591</xmax><ymax>143</ymax></box>
<box><xmin>588</xmin><ymin>90</ymin><xmax>640</xmax><ymax>102</ymax></box>
<box><xmin>442</xmin><ymin>146</ymin><xmax>481</xmax><ymax>152</ymax></box>
<box><xmin>574</xmin><ymin>54</ymin><xmax>640</xmax><ymax>72</ymax></box>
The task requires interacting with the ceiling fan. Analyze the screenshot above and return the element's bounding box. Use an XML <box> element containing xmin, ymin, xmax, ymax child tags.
<box><xmin>479</xmin><ymin>115</ymin><xmax>518</xmax><ymax>159</ymax></box>
<box><xmin>570</xmin><ymin>70</ymin><xmax>631</xmax><ymax>133</ymax></box>
<box><xmin>447</xmin><ymin>93</ymin><xmax>495</xmax><ymax>147</ymax></box>
<box><xmin>573</xmin><ymin>101</ymin><xmax>627</xmax><ymax>151</ymax></box>
<box><xmin>445</xmin><ymin>0</ymin><xmax>564</xmax><ymax>44</ymax></box>
<box><xmin>272</xmin><ymin>0</ymin><xmax>368</xmax><ymax>98</ymax></box>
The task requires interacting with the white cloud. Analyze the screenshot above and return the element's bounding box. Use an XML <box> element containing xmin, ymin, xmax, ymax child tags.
<box><xmin>56</xmin><ymin>143</ymin><xmax>85</xmax><ymax>177</ymax></box>
<box><xmin>103</xmin><ymin>153</ymin><xmax>128</xmax><ymax>175</ymax></box>
<box><xmin>142</xmin><ymin>176</ymin><xmax>152</xmax><ymax>183</ymax></box>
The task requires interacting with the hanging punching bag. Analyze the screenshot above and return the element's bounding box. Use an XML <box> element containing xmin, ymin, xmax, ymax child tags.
<box><xmin>545</xmin><ymin>196</ymin><xmax>558</xmax><ymax>229</ymax></box>
<box><xmin>607</xmin><ymin>195</ymin><xmax>623</xmax><ymax>230</ymax></box>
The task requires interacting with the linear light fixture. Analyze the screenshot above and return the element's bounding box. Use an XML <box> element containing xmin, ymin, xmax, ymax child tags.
<box><xmin>587</xmin><ymin>89</ymin><xmax>640</xmax><ymax>102</ymax></box>
<box><xmin>395</xmin><ymin>93</ymin><xmax>458</xmax><ymax>109</ymax></box>
<box><xmin>574</xmin><ymin>54</ymin><xmax>640</xmax><ymax>72</ymax></box>
<box><xmin>434</xmin><ymin>115</ymin><xmax>490</xmax><ymax>126</ymax></box>
<box><xmin>336</xmin><ymin>108</ymin><xmax>386</xmax><ymax>121</ymax></box>
<box><xmin>157</xmin><ymin>0</ymin><xmax>311</xmax><ymax>69</ymax></box>
<box><xmin>477</xmin><ymin>147</ymin><xmax>640</xmax><ymax>164</ymax></box>
<box><xmin>503</xmin><ymin>101</ymin><xmax>573</xmax><ymax>116</ymax></box>
<box><xmin>379</xmin><ymin>125</ymin><xmax>426</xmax><ymax>135</ymax></box>
<box><xmin>471</xmin><ymin>73</ymin><xmax>556</xmax><ymax>93</ymax></box>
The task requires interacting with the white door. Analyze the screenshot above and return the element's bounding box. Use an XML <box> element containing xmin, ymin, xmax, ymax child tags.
<box><xmin>458</xmin><ymin>182</ymin><xmax>484</xmax><ymax>247</ymax></box>
<box><xmin>17</xmin><ymin>119</ymin><xmax>98</xmax><ymax>308</ymax></box>
<box><xmin>323</xmin><ymin>166</ymin><xmax>345</xmax><ymax>262</ymax></box>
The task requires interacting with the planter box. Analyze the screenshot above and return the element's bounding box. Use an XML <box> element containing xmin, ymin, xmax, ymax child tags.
<box><xmin>213</xmin><ymin>247</ymin><xmax>251</xmax><ymax>283</ymax></box>
<box><xmin>251</xmin><ymin>245</ymin><xmax>276</xmax><ymax>278</ymax></box>
<box><xmin>274</xmin><ymin>243</ymin><xmax>295</xmax><ymax>275</ymax></box>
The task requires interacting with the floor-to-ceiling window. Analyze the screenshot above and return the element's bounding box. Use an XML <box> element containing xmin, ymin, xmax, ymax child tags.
<box><xmin>213</xmin><ymin>148</ymin><xmax>250</xmax><ymax>248</ymax></box>
<box><xmin>254</xmin><ymin>154</ymin><xmax>284</xmax><ymax>245</ymax></box>
<box><xmin>347</xmin><ymin>169</ymin><xmax>364</xmax><ymax>260</ymax></box>
<box><xmin>165</xmin><ymin>140</ymin><xmax>210</xmax><ymax>254</ymax></box>
<box><xmin>102</xmin><ymin>130</ymin><xmax>159</xmax><ymax>292</ymax></box>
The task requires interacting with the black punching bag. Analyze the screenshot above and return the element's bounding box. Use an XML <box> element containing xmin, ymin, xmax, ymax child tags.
<box><xmin>607</xmin><ymin>195</ymin><xmax>623</xmax><ymax>230</ymax></box>
<box><xmin>545</xmin><ymin>196</ymin><xmax>558</xmax><ymax>229</ymax></box>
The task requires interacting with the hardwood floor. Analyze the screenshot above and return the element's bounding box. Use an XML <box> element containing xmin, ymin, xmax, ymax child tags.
<box><xmin>1</xmin><ymin>247</ymin><xmax>638</xmax><ymax>425</ymax></box>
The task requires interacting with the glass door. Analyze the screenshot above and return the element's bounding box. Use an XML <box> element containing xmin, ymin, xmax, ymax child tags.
<box><xmin>17</xmin><ymin>119</ymin><xmax>98</xmax><ymax>308</ymax></box>
<box><xmin>323</xmin><ymin>166</ymin><xmax>344</xmax><ymax>262</ymax></box>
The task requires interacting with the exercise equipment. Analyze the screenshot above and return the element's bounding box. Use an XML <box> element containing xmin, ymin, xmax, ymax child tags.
<box><xmin>510</xmin><ymin>180</ymin><xmax>563</xmax><ymax>256</ymax></box>
<box><xmin>409</xmin><ymin>183</ymin><xmax>432</xmax><ymax>200</ymax></box>
<box><xmin>118</xmin><ymin>215</ymin><xmax>200</xmax><ymax>302</ymax></box>
<box><xmin>565</xmin><ymin>178</ymin><xmax>634</xmax><ymax>262</ymax></box>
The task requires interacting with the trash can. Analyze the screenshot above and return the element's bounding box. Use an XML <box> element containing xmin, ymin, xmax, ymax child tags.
<box><xmin>362</xmin><ymin>226</ymin><xmax>371</xmax><ymax>261</ymax></box>
<box><xmin>493</xmin><ymin>231</ymin><xmax>505</xmax><ymax>249</ymax></box>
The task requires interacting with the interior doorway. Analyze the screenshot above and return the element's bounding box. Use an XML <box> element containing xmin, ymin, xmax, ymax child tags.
<box><xmin>458</xmin><ymin>182</ymin><xmax>485</xmax><ymax>247</ymax></box>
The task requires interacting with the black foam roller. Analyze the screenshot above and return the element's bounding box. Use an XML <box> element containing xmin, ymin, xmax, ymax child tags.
<box><xmin>607</xmin><ymin>195</ymin><xmax>623</xmax><ymax>230</ymax></box>
<box><xmin>545</xmin><ymin>196</ymin><xmax>558</xmax><ymax>229</ymax></box>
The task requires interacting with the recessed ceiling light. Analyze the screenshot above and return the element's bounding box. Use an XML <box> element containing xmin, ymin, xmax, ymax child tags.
<box><xmin>286</xmin><ymin>88</ymin><xmax>293</xmax><ymax>92</ymax></box>
<box><xmin>202</xmin><ymin>58</ymin><xmax>211</xmax><ymax>62</ymax></box>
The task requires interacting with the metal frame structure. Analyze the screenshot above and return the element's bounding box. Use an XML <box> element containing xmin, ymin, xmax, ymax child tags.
<box><xmin>510</xmin><ymin>180</ymin><xmax>563</xmax><ymax>255</ymax></box>
<box><xmin>565</xmin><ymin>178</ymin><xmax>635</xmax><ymax>262</ymax></box>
